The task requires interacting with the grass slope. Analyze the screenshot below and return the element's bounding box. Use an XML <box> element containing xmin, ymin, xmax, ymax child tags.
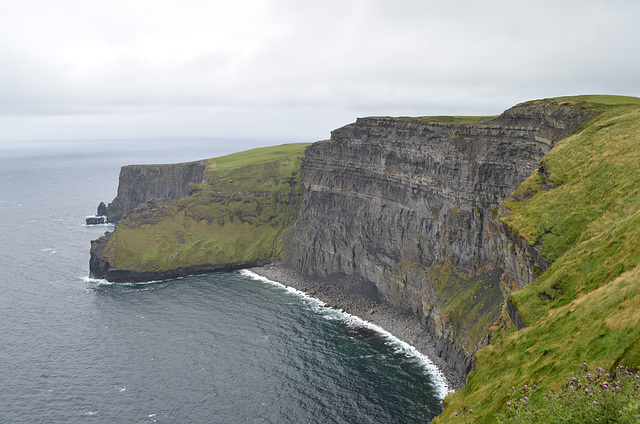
<box><xmin>434</xmin><ymin>97</ymin><xmax>640</xmax><ymax>423</ymax></box>
<box><xmin>104</xmin><ymin>143</ymin><xmax>310</xmax><ymax>272</ymax></box>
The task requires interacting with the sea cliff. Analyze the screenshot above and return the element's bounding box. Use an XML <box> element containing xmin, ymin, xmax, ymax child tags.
<box><xmin>291</xmin><ymin>100</ymin><xmax>597</xmax><ymax>380</ymax></box>
<box><xmin>106</xmin><ymin>160</ymin><xmax>209</xmax><ymax>223</ymax></box>
<box><xmin>90</xmin><ymin>144</ymin><xmax>309</xmax><ymax>283</ymax></box>
<box><xmin>89</xmin><ymin>95</ymin><xmax>640</xmax><ymax>422</ymax></box>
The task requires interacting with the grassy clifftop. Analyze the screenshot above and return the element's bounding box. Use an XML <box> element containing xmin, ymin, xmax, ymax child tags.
<box><xmin>435</xmin><ymin>96</ymin><xmax>640</xmax><ymax>422</ymax></box>
<box><xmin>102</xmin><ymin>143</ymin><xmax>309</xmax><ymax>273</ymax></box>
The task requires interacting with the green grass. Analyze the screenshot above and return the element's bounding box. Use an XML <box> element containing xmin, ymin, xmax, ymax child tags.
<box><xmin>104</xmin><ymin>143</ymin><xmax>310</xmax><ymax>272</ymax></box>
<box><xmin>207</xmin><ymin>143</ymin><xmax>311</xmax><ymax>170</ymax></box>
<box><xmin>396</xmin><ymin>115</ymin><xmax>498</xmax><ymax>125</ymax></box>
<box><xmin>531</xmin><ymin>94</ymin><xmax>640</xmax><ymax>106</ymax></box>
<box><xmin>435</xmin><ymin>101</ymin><xmax>640</xmax><ymax>423</ymax></box>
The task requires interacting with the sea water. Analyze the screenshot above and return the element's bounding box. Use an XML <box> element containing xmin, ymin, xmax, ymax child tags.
<box><xmin>0</xmin><ymin>139</ymin><xmax>445</xmax><ymax>423</ymax></box>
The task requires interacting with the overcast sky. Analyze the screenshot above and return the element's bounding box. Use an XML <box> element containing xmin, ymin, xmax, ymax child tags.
<box><xmin>1</xmin><ymin>0</ymin><xmax>639</xmax><ymax>145</ymax></box>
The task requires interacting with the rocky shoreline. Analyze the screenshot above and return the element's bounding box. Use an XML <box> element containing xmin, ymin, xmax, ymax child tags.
<box><xmin>249</xmin><ymin>262</ymin><xmax>466</xmax><ymax>390</ymax></box>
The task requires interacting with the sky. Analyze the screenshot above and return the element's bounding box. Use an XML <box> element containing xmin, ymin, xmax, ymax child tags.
<box><xmin>1</xmin><ymin>0</ymin><xmax>640</xmax><ymax>146</ymax></box>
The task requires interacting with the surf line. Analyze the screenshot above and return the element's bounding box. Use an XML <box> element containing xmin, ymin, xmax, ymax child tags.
<box><xmin>239</xmin><ymin>269</ymin><xmax>451</xmax><ymax>399</ymax></box>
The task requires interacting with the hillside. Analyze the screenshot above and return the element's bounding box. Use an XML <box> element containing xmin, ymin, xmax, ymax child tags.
<box><xmin>90</xmin><ymin>143</ymin><xmax>309</xmax><ymax>282</ymax></box>
<box><xmin>434</xmin><ymin>96</ymin><xmax>640</xmax><ymax>422</ymax></box>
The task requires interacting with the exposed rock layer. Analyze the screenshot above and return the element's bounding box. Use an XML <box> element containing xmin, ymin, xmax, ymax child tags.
<box><xmin>292</xmin><ymin>102</ymin><xmax>597</xmax><ymax>378</ymax></box>
<box><xmin>106</xmin><ymin>159</ymin><xmax>208</xmax><ymax>222</ymax></box>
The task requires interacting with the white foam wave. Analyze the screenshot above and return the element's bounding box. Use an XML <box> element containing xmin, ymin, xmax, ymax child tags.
<box><xmin>82</xmin><ymin>275</ymin><xmax>171</xmax><ymax>287</ymax></box>
<box><xmin>239</xmin><ymin>269</ymin><xmax>451</xmax><ymax>398</ymax></box>
<box><xmin>82</xmin><ymin>276</ymin><xmax>112</xmax><ymax>286</ymax></box>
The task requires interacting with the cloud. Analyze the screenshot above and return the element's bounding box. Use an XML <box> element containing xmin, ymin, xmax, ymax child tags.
<box><xmin>1</xmin><ymin>0</ymin><xmax>639</xmax><ymax>142</ymax></box>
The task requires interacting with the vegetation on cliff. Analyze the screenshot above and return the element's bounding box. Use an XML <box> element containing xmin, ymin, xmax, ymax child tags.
<box><xmin>101</xmin><ymin>143</ymin><xmax>309</xmax><ymax>273</ymax></box>
<box><xmin>435</xmin><ymin>96</ymin><xmax>640</xmax><ymax>422</ymax></box>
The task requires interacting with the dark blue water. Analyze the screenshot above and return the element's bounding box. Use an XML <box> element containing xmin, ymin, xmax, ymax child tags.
<box><xmin>0</xmin><ymin>140</ymin><xmax>446</xmax><ymax>423</ymax></box>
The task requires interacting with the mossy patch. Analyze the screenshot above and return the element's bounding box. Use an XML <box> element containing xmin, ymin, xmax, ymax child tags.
<box><xmin>427</xmin><ymin>264</ymin><xmax>504</xmax><ymax>353</ymax></box>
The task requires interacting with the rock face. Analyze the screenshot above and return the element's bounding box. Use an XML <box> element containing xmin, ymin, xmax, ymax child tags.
<box><xmin>97</xmin><ymin>202</ymin><xmax>107</xmax><ymax>216</ymax></box>
<box><xmin>85</xmin><ymin>216</ymin><xmax>106</xmax><ymax>225</ymax></box>
<box><xmin>292</xmin><ymin>101</ymin><xmax>597</xmax><ymax>378</ymax></box>
<box><xmin>106</xmin><ymin>159</ymin><xmax>208</xmax><ymax>222</ymax></box>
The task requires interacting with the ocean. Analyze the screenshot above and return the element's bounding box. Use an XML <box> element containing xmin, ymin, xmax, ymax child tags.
<box><xmin>0</xmin><ymin>139</ymin><xmax>445</xmax><ymax>423</ymax></box>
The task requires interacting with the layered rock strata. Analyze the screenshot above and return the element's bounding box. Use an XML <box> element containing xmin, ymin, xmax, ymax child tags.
<box><xmin>106</xmin><ymin>159</ymin><xmax>208</xmax><ymax>222</ymax></box>
<box><xmin>292</xmin><ymin>102</ymin><xmax>597</xmax><ymax>378</ymax></box>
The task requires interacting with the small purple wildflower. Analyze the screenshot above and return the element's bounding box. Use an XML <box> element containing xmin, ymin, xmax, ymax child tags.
<box><xmin>469</xmin><ymin>409</ymin><xmax>473</xmax><ymax>413</ymax></box>
<box><xmin>589</xmin><ymin>393</ymin><xmax>594</xmax><ymax>397</ymax></box>
<box><xmin>507</xmin><ymin>402</ymin><xmax>511</xmax><ymax>407</ymax></box>
<box><xmin>454</xmin><ymin>412</ymin><xmax>457</xmax><ymax>416</ymax></box>
<box><xmin>593</xmin><ymin>401</ymin><xmax>599</xmax><ymax>405</ymax></box>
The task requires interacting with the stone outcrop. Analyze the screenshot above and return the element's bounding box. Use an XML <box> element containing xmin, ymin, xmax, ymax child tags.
<box><xmin>86</xmin><ymin>202</ymin><xmax>108</xmax><ymax>225</ymax></box>
<box><xmin>105</xmin><ymin>159</ymin><xmax>208</xmax><ymax>222</ymax></box>
<box><xmin>97</xmin><ymin>202</ymin><xmax>107</xmax><ymax>216</ymax></box>
<box><xmin>291</xmin><ymin>101</ymin><xmax>597</xmax><ymax>379</ymax></box>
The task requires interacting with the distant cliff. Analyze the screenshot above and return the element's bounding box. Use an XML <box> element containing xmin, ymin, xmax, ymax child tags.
<box><xmin>106</xmin><ymin>159</ymin><xmax>208</xmax><ymax>222</ymax></box>
<box><xmin>90</xmin><ymin>144</ymin><xmax>309</xmax><ymax>282</ymax></box>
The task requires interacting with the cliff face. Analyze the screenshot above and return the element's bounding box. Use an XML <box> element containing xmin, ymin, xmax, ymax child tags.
<box><xmin>106</xmin><ymin>159</ymin><xmax>208</xmax><ymax>222</ymax></box>
<box><xmin>292</xmin><ymin>101</ymin><xmax>597</xmax><ymax>377</ymax></box>
<box><xmin>90</xmin><ymin>144</ymin><xmax>308</xmax><ymax>283</ymax></box>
